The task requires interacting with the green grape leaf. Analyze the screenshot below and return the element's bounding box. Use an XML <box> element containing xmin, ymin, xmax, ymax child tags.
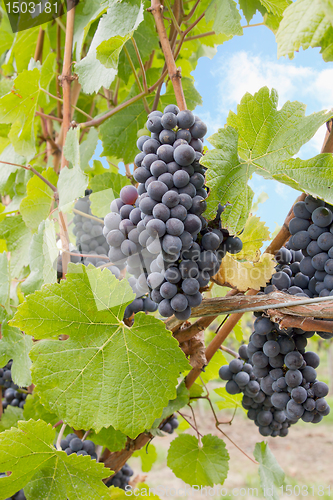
<box><xmin>0</xmin><ymin>145</ymin><xmax>26</xmax><ymax>192</ymax></box>
<box><xmin>23</xmin><ymin>393</ymin><xmax>60</xmax><ymax>427</ymax></box>
<box><xmin>133</xmin><ymin>443</ymin><xmax>158</xmax><ymax>473</ymax></box>
<box><xmin>0</xmin><ymin>252</ymin><xmax>10</xmax><ymax>312</ymax></box>
<box><xmin>90</xmin><ymin>172</ymin><xmax>131</xmax><ymax>217</ymax></box>
<box><xmin>0</xmin><ymin>419</ymin><xmax>113</xmax><ymax>500</ymax></box>
<box><xmin>202</xmin><ymin>86</ymin><xmax>333</xmax><ymax>233</ymax></box>
<box><xmin>239</xmin><ymin>0</ymin><xmax>267</xmax><ymax>23</ymax></box>
<box><xmin>21</xmin><ymin>220</ymin><xmax>58</xmax><ymax>295</ymax></box>
<box><xmin>254</xmin><ymin>442</ymin><xmax>285</xmax><ymax>500</ymax></box>
<box><xmin>276</xmin><ymin>0</ymin><xmax>331</xmax><ymax>60</ymax></box>
<box><xmin>58</xmin><ymin>167</ymin><xmax>88</xmax><ymax>213</ymax></box>
<box><xmin>214</xmin><ymin>387</ymin><xmax>245</xmax><ymax>412</ymax></box>
<box><xmin>206</xmin><ymin>0</ymin><xmax>243</xmax><ymax>36</ymax></box>
<box><xmin>235</xmin><ymin>215</ymin><xmax>270</xmax><ymax>262</ymax></box>
<box><xmin>19</xmin><ymin>169</ymin><xmax>57</xmax><ymax>231</ymax></box>
<box><xmin>167</xmin><ymin>434</ymin><xmax>229</xmax><ymax>487</ymax></box>
<box><xmin>64</xmin><ymin>127</ymin><xmax>81</xmax><ymax>168</ymax></box>
<box><xmin>0</xmin><ymin>216</ymin><xmax>32</xmax><ymax>278</ymax></box>
<box><xmin>74</xmin><ymin>0</ymin><xmax>107</xmax><ymax>60</ymax></box>
<box><xmin>0</xmin><ymin>321</ymin><xmax>32</xmax><ymax>387</ymax></box>
<box><xmin>0</xmin><ymin>406</ymin><xmax>24</xmax><ymax>432</ymax></box>
<box><xmin>11</xmin><ymin>264</ymin><xmax>189</xmax><ymax>437</ymax></box>
<box><xmin>200</xmin><ymin>350</ymin><xmax>227</xmax><ymax>384</ymax></box>
<box><xmin>90</xmin><ymin>426</ymin><xmax>127</xmax><ymax>453</ymax></box>
<box><xmin>76</xmin><ymin>1</ymin><xmax>144</xmax><ymax>94</ymax></box>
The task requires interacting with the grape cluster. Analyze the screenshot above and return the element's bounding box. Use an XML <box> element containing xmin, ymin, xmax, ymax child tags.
<box><xmin>161</xmin><ymin>414</ymin><xmax>179</xmax><ymax>434</ymax></box>
<box><xmin>104</xmin><ymin>107</ymin><xmax>242</xmax><ymax>321</ymax></box>
<box><xmin>283</xmin><ymin>195</ymin><xmax>333</xmax><ymax>298</ymax></box>
<box><xmin>0</xmin><ymin>361</ymin><xmax>27</xmax><ymax>410</ymax></box>
<box><xmin>220</xmin><ymin>317</ymin><xmax>330</xmax><ymax>437</ymax></box>
<box><xmin>59</xmin><ymin>433</ymin><xmax>98</xmax><ymax>460</ymax></box>
<box><xmin>105</xmin><ymin>463</ymin><xmax>134</xmax><ymax>490</ymax></box>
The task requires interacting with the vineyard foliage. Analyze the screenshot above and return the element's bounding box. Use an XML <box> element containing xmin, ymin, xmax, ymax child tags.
<box><xmin>0</xmin><ymin>0</ymin><xmax>332</xmax><ymax>498</ymax></box>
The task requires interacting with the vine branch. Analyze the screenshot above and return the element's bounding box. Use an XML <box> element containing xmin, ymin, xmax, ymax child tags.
<box><xmin>149</xmin><ymin>0</ymin><xmax>186</xmax><ymax>110</ymax></box>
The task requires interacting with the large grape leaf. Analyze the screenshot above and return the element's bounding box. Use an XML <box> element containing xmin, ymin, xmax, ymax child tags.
<box><xmin>11</xmin><ymin>264</ymin><xmax>189</xmax><ymax>437</ymax></box>
<box><xmin>0</xmin><ymin>419</ymin><xmax>113</xmax><ymax>500</ymax></box>
<box><xmin>167</xmin><ymin>434</ymin><xmax>229</xmax><ymax>487</ymax></box>
<box><xmin>276</xmin><ymin>0</ymin><xmax>333</xmax><ymax>61</ymax></box>
<box><xmin>0</xmin><ymin>322</ymin><xmax>32</xmax><ymax>387</ymax></box>
<box><xmin>0</xmin><ymin>252</ymin><xmax>10</xmax><ymax>312</ymax></box>
<box><xmin>0</xmin><ymin>216</ymin><xmax>32</xmax><ymax>278</ymax></box>
<box><xmin>254</xmin><ymin>442</ymin><xmax>285</xmax><ymax>500</ymax></box>
<box><xmin>75</xmin><ymin>1</ymin><xmax>144</xmax><ymax>94</ymax></box>
<box><xmin>202</xmin><ymin>87</ymin><xmax>333</xmax><ymax>232</ymax></box>
<box><xmin>21</xmin><ymin>220</ymin><xmax>58</xmax><ymax>295</ymax></box>
<box><xmin>206</xmin><ymin>0</ymin><xmax>243</xmax><ymax>36</ymax></box>
<box><xmin>19</xmin><ymin>169</ymin><xmax>57</xmax><ymax>231</ymax></box>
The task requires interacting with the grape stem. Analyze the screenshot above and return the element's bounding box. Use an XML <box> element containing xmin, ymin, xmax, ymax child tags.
<box><xmin>72</xmin><ymin>208</ymin><xmax>104</xmax><ymax>224</ymax></box>
<box><xmin>131</xmin><ymin>38</ymin><xmax>148</xmax><ymax>93</ymax></box>
<box><xmin>56</xmin><ymin>423</ymin><xmax>67</xmax><ymax>451</ymax></box>
<box><xmin>149</xmin><ymin>0</ymin><xmax>187</xmax><ymax>110</ymax></box>
<box><xmin>58</xmin><ymin>0</ymin><xmax>77</xmax><ymax>277</ymax></box>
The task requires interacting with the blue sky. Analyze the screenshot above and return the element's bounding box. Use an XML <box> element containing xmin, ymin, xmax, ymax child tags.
<box><xmin>94</xmin><ymin>11</ymin><xmax>332</xmax><ymax>237</ymax></box>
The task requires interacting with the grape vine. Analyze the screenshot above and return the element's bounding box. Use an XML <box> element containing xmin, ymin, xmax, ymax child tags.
<box><xmin>1</xmin><ymin>0</ymin><xmax>333</xmax><ymax>498</ymax></box>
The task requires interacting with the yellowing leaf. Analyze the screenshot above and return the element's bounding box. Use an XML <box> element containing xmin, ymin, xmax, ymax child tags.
<box><xmin>235</xmin><ymin>215</ymin><xmax>270</xmax><ymax>262</ymax></box>
<box><xmin>216</xmin><ymin>253</ymin><xmax>276</xmax><ymax>291</ymax></box>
